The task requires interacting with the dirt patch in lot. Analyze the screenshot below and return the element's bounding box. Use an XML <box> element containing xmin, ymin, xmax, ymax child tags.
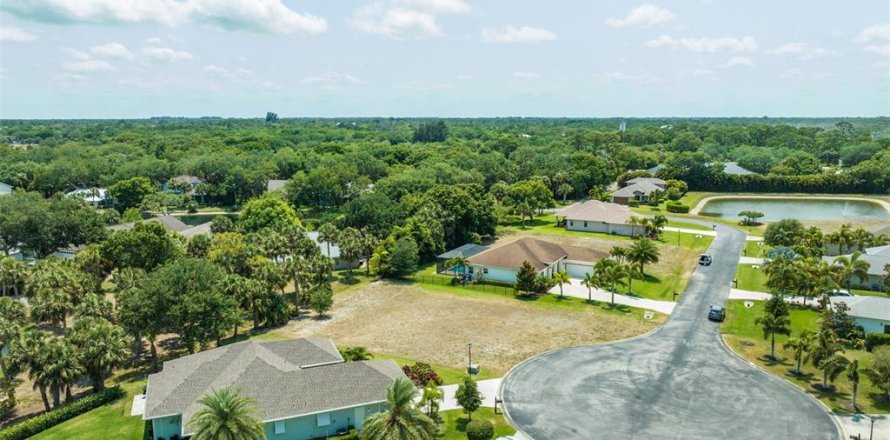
<box><xmin>278</xmin><ymin>282</ymin><xmax>656</xmax><ymax>375</ymax></box>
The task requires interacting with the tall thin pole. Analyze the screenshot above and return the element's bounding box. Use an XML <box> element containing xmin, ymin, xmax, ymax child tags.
<box><xmin>468</xmin><ymin>342</ymin><xmax>473</xmax><ymax>372</ymax></box>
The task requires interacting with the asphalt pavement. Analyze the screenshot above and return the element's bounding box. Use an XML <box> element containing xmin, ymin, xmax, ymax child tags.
<box><xmin>500</xmin><ymin>224</ymin><xmax>841</xmax><ymax>439</ymax></box>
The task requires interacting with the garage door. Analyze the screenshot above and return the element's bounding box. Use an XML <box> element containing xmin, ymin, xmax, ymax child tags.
<box><xmin>564</xmin><ymin>263</ymin><xmax>593</xmax><ymax>279</ymax></box>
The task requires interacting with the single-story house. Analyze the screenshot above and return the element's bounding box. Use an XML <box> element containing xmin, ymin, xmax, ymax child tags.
<box><xmin>464</xmin><ymin>237</ymin><xmax>607</xmax><ymax>282</ymax></box>
<box><xmin>610</xmin><ymin>181</ymin><xmax>664</xmax><ymax>205</ymax></box>
<box><xmin>65</xmin><ymin>187</ymin><xmax>112</xmax><ymax>207</ymax></box>
<box><xmin>143</xmin><ymin>338</ymin><xmax>405</xmax><ymax>440</ymax></box>
<box><xmin>836</xmin><ymin>296</ymin><xmax>890</xmax><ymax>335</ymax></box>
<box><xmin>823</xmin><ymin>244</ymin><xmax>890</xmax><ymax>292</ymax></box>
<box><xmin>55</xmin><ymin>216</ymin><xmax>208</xmax><ymax>259</ymax></box>
<box><xmin>307</xmin><ymin>231</ymin><xmax>361</xmax><ymax>270</ymax></box>
<box><xmin>718</xmin><ymin>162</ymin><xmax>756</xmax><ymax>175</ymax></box>
<box><xmin>436</xmin><ymin>243</ymin><xmax>488</xmax><ymax>274</ymax></box>
<box><xmin>555</xmin><ymin>200</ymin><xmax>639</xmax><ymax>236</ymax></box>
<box><xmin>0</xmin><ymin>182</ymin><xmax>12</xmax><ymax>196</ymax></box>
<box><xmin>180</xmin><ymin>221</ymin><xmax>213</xmax><ymax>239</ymax></box>
<box><xmin>622</xmin><ymin>177</ymin><xmax>666</xmax><ymax>189</ymax></box>
<box><xmin>267</xmin><ymin>179</ymin><xmax>288</xmax><ymax>193</ymax></box>
<box><xmin>165</xmin><ymin>175</ymin><xmax>209</xmax><ymax>203</ymax></box>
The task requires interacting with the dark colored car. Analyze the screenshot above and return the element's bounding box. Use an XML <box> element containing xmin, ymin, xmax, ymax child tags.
<box><xmin>708</xmin><ymin>305</ymin><xmax>725</xmax><ymax>322</ymax></box>
<box><xmin>699</xmin><ymin>254</ymin><xmax>712</xmax><ymax>266</ymax></box>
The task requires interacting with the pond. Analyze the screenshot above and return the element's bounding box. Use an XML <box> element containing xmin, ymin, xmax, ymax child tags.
<box><xmin>699</xmin><ymin>198</ymin><xmax>890</xmax><ymax>222</ymax></box>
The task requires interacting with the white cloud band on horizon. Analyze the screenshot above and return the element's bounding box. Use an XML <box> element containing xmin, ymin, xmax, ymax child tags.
<box><xmin>481</xmin><ymin>26</ymin><xmax>556</xmax><ymax>44</ymax></box>
<box><xmin>646</xmin><ymin>35</ymin><xmax>757</xmax><ymax>52</ymax></box>
<box><xmin>0</xmin><ymin>27</ymin><xmax>37</xmax><ymax>42</ymax></box>
<box><xmin>606</xmin><ymin>4</ymin><xmax>674</xmax><ymax>28</ymax></box>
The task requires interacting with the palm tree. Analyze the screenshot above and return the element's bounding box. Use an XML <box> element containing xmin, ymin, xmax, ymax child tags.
<box><xmin>609</xmin><ymin>246</ymin><xmax>628</xmax><ymax>264</ymax></box>
<box><xmin>552</xmin><ymin>270</ymin><xmax>570</xmax><ymax>298</ymax></box>
<box><xmin>851</xmin><ymin>227</ymin><xmax>872</xmax><ymax>252</ymax></box>
<box><xmin>806</xmin><ymin>330</ymin><xmax>845</xmax><ymax>390</ymax></box>
<box><xmin>755</xmin><ymin>312</ymin><xmax>791</xmax><ymax>360</ymax></box>
<box><xmin>69</xmin><ymin>318</ymin><xmax>130</xmax><ymax>392</ymax></box>
<box><xmin>0</xmin><ymin>257</ymin><xmax>27</xmax><ymax>297</ymax></box>
<box><xmin>763</xmin><ymin>255</ymin><xmax>797</xmax><ymax>297</ymax></box>
<box><xmin>831</xmin><ymin>252</ymin><xmax>871</xmax><ymax>293</ymax></box>
<box><xmin>649</xmin><ymin>215</ymin><xmax>668</xmax><ymax>237</ymax></box>
<box><xmin>847</xmin><ymin>359</ymin><xmax>860</xmax><ymax>410</ymax></box>
<box><xmin>820</xmin><ymin>354</ymin><xmax>850</xmax><ymax>391</ymax></box>
<box><xmin>444</xmin><ymin>256</ymin><xmax>470</xmax><ymax>278</ymax></box>
<box><xmin>625</xmin><ymin>216</ymin><xmax>643</xmax><ymax>237</ymax></box>
<box><xmin>316</xmin><ymin>222</ymin><xmax>340</xmax><ymax>260</ymax></box>
<box><xmin>627</xmin><ymin>238</ymin><xmax>660</xmax><ymax>277</ymax></box>
<box><xmin>7</xmin><ymin>330</ymin><xmax>52</xmax><ymax>411</ymax></box>
<box><xmin>783</xmin><ymin>330</ymin><xmax>814</xmax><ymax>375</ymax></box>
<box><xmin>580</xmin><ymin>272</ymin><xmax>601</xmax><ymax>302</ymax></box>
<box><xmin>40</xmin><ymin>336</ymin><xmax>83</xmax><ymax>407</ymax></box>
<box><xmin>597</xmin><ymin>260</ymin><xmax>629</xmax><ymax>306</ymax></box>
<box><xmin>188</xmin><ymin>387</ymin><xmax>265</xmax><ymax>440</ymax></box>
<box><xmin>361</xmin><ymin>378</ymin><xmax>437</xmax><ymax>440</ymax></box>
<box><xmin>30</xmin><ymin>288</ymin><xmax>71</xmax><ymax>330</ymax></box>
<box><xmin>360</xmin><ymin>229</ymin><xmax>379</xmax><ymax>278</ymax></box>
<box><xmin>338</xmin><ymin>228</ymin><xmax>364</xmax><ymax>280</ymax></box>
<box><xmin>340</xmin><ymin>346</ymin><xmax>373</xmax><ymax>362</ymax></box>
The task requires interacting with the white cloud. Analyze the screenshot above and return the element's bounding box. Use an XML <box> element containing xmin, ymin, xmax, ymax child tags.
<box><xmin>605</xmin><ymin>4</ymin><xmax>674</xmax><ymax>28</ymax></box>
<box><xmin>63</xmin><ymin>59</ymin><xmax>114</xmax><ymax>72</ymax></box>
<box><xmin>0</xmin><ymin>27</ymin><xmax>36</xmax><ymax>42</ymax></box>
<box><xmin>513</xmin><ymin>71</ymin><xmax>540</xmax><ymax>79</ymax></box>
<box><xmin>645</xmin><ymin>35</ymin><xmax>757</xmax><ymax>52</ymax></box>
<box><xmin>91</xmin><ymin>42</ymin><xmax>134</xmax><ymax>59</ymax></box>
<box><xmin>692</xmin><ymin>69</ymin><xmax>714</xmax><ymax>77</ymax></box>
<box><xmin>203</xmin><ymin>64</ymin><xmax>229</xmax><ymax>75</ymax></box>
<box><xmin>299</xmin><ymin>72</ymin><xmax>361</xmax><ymax>88</ymax></box>
<box><xmin>142</xmin><ymin>46</ymin><xmax>193</xmax><ymax>61</ymax></box>
<box><xmin>0</xmin><ymin>0</ymin><xmax>327</xmax><ymax>35</ymax></box>
<box><xmin>352</xmin><ymin>0</ymin><xmax>468</xmax><ymax>38</ymax></box>
<box><xmin>61</xmin><ymin>47</ymin><xmax>91</xmax><ymax>61</ymax></box>
<box><xmin>146</xmin><ymin>37</ymin><xmax>162</xmax><ymax>44</ymax></box>
<box><xmin>780</xmin><ymin>68</ymin><xmax>802</xmax><ymax>79</ymax></box>
<box><xmin>768</xmin><ymin>43</ymin><xmax>836</xmax><ymax>60</ymax></box>
<box><xmin>723</xmin><ymin>56</ymin><xmax>753</xmax><ymax>67</ymax></box>
<box><xmin>865</xmin><ymin>44</ymin><xmax>890</xmax><ymax>56</ymax></box>
<box><xmin>855</xmin><ymin>23</ymin><xmax>890</xmax><ymax>43</ymax></box>
<box><xmin>481</xmin><ymin>26</ymin><xmax>556</xmax><ymax>44</ymax></box>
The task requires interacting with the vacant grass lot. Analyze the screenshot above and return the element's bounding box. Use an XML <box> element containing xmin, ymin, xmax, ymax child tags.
<box><xmin>721</xmin><ymin>300</ymin><xmax>889</xmax><ymax>414</ymax></box>
<box><xmin>743</xmin><ymin>240</ymin><xmax>771</xmax><ymax>258</ymax></box>
<box><xmin>734</xmin><ymin>264</ymin><xmax>769</xmax><ymax>291</ymax></box>
<box><xmin>277</xmin><ymin>281</ymin><xmax>659</xmax><ymax>375</ymax></box>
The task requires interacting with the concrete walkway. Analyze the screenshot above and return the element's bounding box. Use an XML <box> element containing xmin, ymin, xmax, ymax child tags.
<box><xmin>436</xmin><ymin>378</ymin><xmax>503</xmax><ymax>411</ymax></box>
<box><xmin>729</xmin><ymin>288</ymin><xmax>828</xmax><ymax>307</ymax></box>
<box><xmin>739</xmin><ymin>256</ymin><xmax>765</xmax><ymax>265</ymax></box>
<box><xmin>548</xmin><ymin>279</ymin><xmax>676</xmax><ymax>315</ymax></box>
<box><xmin>662</xmin><ymin>226</ymin><xmax>716</xmax><ymax>236</ymax></box>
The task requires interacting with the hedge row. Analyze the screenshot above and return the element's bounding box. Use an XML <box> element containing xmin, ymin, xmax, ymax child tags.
<box><xmin>0</xmin><ymin>387</ymin><xmax>125</xmax><ymax>440</ymax></box>
<box><xmin>666</xmin><ymin>203</ymin><xmax>690</xmax><ymax>213</ymax></box>
<box><xmin>866</xmin><ymin>333</ymin><xmax>890</xmax><ymax>352</ymax></box>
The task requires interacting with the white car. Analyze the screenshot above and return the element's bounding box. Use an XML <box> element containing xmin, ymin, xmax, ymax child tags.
<box><xmin>827</xmin><ymin>289</ymin><xmax>854</xmax><ymax>297</ymax></box>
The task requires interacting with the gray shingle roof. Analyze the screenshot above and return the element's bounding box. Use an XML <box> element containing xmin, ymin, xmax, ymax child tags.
<box><xmin>108</xmin><ymin>215</ymin><xmax>191</xmax><ymax>233</ymax></box>
<box><xmin>611</xmin><ymin>181</ymin><xmax>662</xmax><ymax>198</ymax></box>
<box><xmin>837</xmin><ymin>296</ymin><xmax>890</xmax><ymax>322</ymax></box>
<box><xmin>144</xmin><ymin>339</ymin><xmax>404</xmax><ymax>435</ymax></box>
<box><xmin>625</xmin><ymin>177</ymin><xmax>665</xmax><ymax>187</ymax></box>
<box><xmin>267</xmin><ymin>179</ymin><xmax>288</xmax><ymax>192</ymax></box>
<box><xmin>556</xmin><ymin>200</ymin><xmax>635</xmax><ymax>224</ymax></box>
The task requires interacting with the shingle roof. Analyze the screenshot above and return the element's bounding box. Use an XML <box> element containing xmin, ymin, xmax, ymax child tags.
<box><xmin>180</xmin><ymin>222</ymin><xmax>213</xmax><ymax>239</ymax></box>
<box><xmin>437</xmin><ymin>243</ymin><xmax>488</xmax><ymax>260</ymax></box>
<box><xmin>625</xmin><ymin>177</ymin><xmax>665</xmax><ymax>187</ymax></box>
<box><xmin>871</xmin><ymin>225</ymin><xmax>890</xmax><ymax>238</ymax></box>
<box><xmin>824</xmin><ymin>245</ymin><xmax>890</xmax><ymax>276</ymax></box>
<box><xmin>556</xmin><ymin>200</ymin><xmax>635</xmax><ymax>224</ymax></box>
<box><xmin>144</xmin><ymin>339</ymin><xmax>404</xmax><ymax>435</ymax></box>
<box><xmin>836</xmin><ymin>296</ymin><xmax>890</xmax><ymax>322</ymax></box>
<box><xmin>108</xmin><ymin>215</ymin><xmax>191</xmax><ymax>233</ymax></box>
<box><xmin>612</xmin><ymin>181</ymin><xmax>662</xmax><ymax>198</ymax></box>
<box><xmin>721</xmin><ymin>162</ymin><xmax>756</xmax><ymax>175</ymax></box>
<box><xmin>468</xmin><ymin>237</ymin><xmax>606</xmax><ymax>271</ymax></box>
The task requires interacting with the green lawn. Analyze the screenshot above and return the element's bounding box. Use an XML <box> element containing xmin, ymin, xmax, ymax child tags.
<box><xmin>734</xmin><ymin>264</ymin><xmax>768</xmax><ymax>291</ymax></box>
<box><xmin>665</xmin><ymin>220</ymin><xmax>712</xmax><ymax>231</ymax></box>
<box><xmin>438</xmin><ymin>407</ymin><xmax>515</xmax><ymax>440</ymax></box>
<box><xmin>371</xmin><ymin>353</ymin><xmax>498</xmax><ymax>385</ymax></box>
<box><xmin>721</xmin><ymin>300</ymin><xmax>889</xmax><ymax>413</ymax></box>
<box><xmin>743</xmin><ymin>241</ymin><xmax>771</xmax><ymax>258</ymax></box>
<box><xmin>498</xmin><ymin>214</ymin><xmax>633</xmax><ymax>242</ymax></box>
<box><xmin>30</xmin><ymin>379</ymin><xmax>147</xmax><ymax>440</ymax></box>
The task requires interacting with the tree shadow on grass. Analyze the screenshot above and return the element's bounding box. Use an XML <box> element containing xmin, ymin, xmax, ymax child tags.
<box><xmin>454</xmin><ymin>416</ymin><xmax>471</xmax><ymax>433</ymax></box>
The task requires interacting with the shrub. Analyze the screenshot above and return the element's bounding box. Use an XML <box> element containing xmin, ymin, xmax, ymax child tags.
<box><xmin>666</xmin><ymin>202</ymin><xmax>689</xmax><ymax>213</ymax></box>
<box><xmin>466</xmin><ymin>419</ymin><xmax>494</xmax><ymax>440</ymax></box>
<box><xmin>866</xmin><ymin>333</ymin><xmax>890</xmax><ymax>352</ymax></box>
<box><xmin>402</xmin><ymin>362</ymin><xmax>443</xmax><ymax>386</ymax></box>
<box><xmin>0</xmin><ymin>387</ymin><xmax>125</xmax><ymax>440</ymax></box>
<box><xmin>628</xmin><ymin>200</ymin><xmax>640</xmax><ymax>207</ymax></box>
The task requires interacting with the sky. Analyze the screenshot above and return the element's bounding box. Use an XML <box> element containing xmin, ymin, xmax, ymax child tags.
<box><xmin>0</xmin><ymin>0</ymin><xmax>888</xmax><ymax>118</ymax></box>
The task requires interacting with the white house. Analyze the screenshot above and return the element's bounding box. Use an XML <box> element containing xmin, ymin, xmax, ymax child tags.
<box><xmin>836</xmin><ymin>296</ymin><xmax>890</xmax><ymax>335</ymax></box>
<box><xmin>65</xmin><ymin>187</ymin><xmax>112</xmax><ymax>207</ymax></box>
<box><xmin>0</xmin><ymin>182</ymin><xmax>12</xmax><ymax>196</ymax></box>
<box><xmin>464</xmin><ymin>237</ymin><xmax>607</xmax><ymax>282</ymax></box>
<box><xmin>555</xmin><ymin>200</ymin><xmax>640</xmax><ymax>236</ymax></box>
<box><xmin>823</xmin><ymin>244</ymin><xmax>890</xmax><ymax>292</ymax></box>
<box><xmin>307</xmin><ymin>231</ymin><xmax>361</xmax><ymax>271</ymax></box>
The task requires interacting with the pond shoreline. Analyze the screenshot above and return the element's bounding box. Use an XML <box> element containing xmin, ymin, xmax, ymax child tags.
<box><xmin>689</xmin><ymin>194</ymin><xmax>890</xmax><ymax>217</ymax></box>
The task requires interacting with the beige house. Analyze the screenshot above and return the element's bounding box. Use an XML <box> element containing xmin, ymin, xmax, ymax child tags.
<box><xmin>555</xmin><ymin>200</ymin><xmax>640</xmax><ymax>236</ymax></box>
<box><xmin>465</xmin><ymin>237</ymin><xmax>607</xmax><ymax>281</ymax></box>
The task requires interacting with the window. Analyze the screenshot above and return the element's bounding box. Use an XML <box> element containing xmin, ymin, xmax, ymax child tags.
<box><xmin>583</xmin><ymin>221</ymin><xmax>587</xmax><ymax>227</ymax></box>
<box><xmin>274</xmin><ymin>421</ymin><xmax>286</xmax><ymax>434</ymax></box>
<box><xmin>569</xmin><ymin>221</ymin><xmax>573</xmax><ymax>227</ymax></box>
<box><xmin>317</xmin><ymin>413</ymin><xmax>331</xmax><ymax>427</ymax></box>
<box><xmin>483</xmin><ymin>268</ymin><xmax>488</xmax><ymax>274</ymax></box>
<box><xmin>884</xmin><ymin>324</ymin><xmax>889</xmax><ymax>334</ymax></box>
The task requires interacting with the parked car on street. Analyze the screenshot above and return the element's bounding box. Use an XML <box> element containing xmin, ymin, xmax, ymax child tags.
<box><xmin>699</xmin><ymin>254</ymin><xmax>712</xmax><ymax>266</ymax></box>
<box><xmin>708</xmin><ymin>305</ymin><xmax>725</xmax><ymax>322</ymax></box>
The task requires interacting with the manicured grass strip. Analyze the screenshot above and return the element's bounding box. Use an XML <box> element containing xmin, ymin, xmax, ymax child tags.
<box><xmin>12</xmin><ymin>384</ymin><xmax>137</xmax><ymax>440</ymax></box>
<box><xmin>721</xmin><ymin>300</ymin><xmax>890</xmax><ymax>413</ymax></box>
<box><xmin>743</xmin><ymin>241</ymin><xmax>771</xmax><ymax>258</ymax></box>
<box><xmin>371</xmin><ymin>353</ymin><xmax>497</xmax><ymax>385</ymax></box>
<box><xmin>438</xmin><ymin>407</ymin><xmax>515</xmax><ymax>440</ymax></box>
<box><xmin>734</xmin><ymin>264</ymin><xmax>768</xmax><ymax>292</ymax></box>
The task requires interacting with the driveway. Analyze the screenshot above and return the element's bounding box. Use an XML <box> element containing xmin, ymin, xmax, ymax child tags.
<box><xmin>548</xmin><ymin>279</ymin><xmax>676</xmax><ymax>315</ymax></box>
<box><xmin>500</xmin><ymin>224</ymin><xmax>840</xmax><ymax>439</ymax></box>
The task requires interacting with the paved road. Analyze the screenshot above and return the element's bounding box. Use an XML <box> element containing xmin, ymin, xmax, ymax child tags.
<box><xmin>500</xmin><ymin>224</ymin><xmax>840</xmax><ymax>439</ymax></box>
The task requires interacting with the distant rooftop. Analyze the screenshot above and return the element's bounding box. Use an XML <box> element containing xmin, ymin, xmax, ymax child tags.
<box><xmin>556</xmin><ymin>200</ymin><xmax>635</xmax><ymax>224</ymax></box>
